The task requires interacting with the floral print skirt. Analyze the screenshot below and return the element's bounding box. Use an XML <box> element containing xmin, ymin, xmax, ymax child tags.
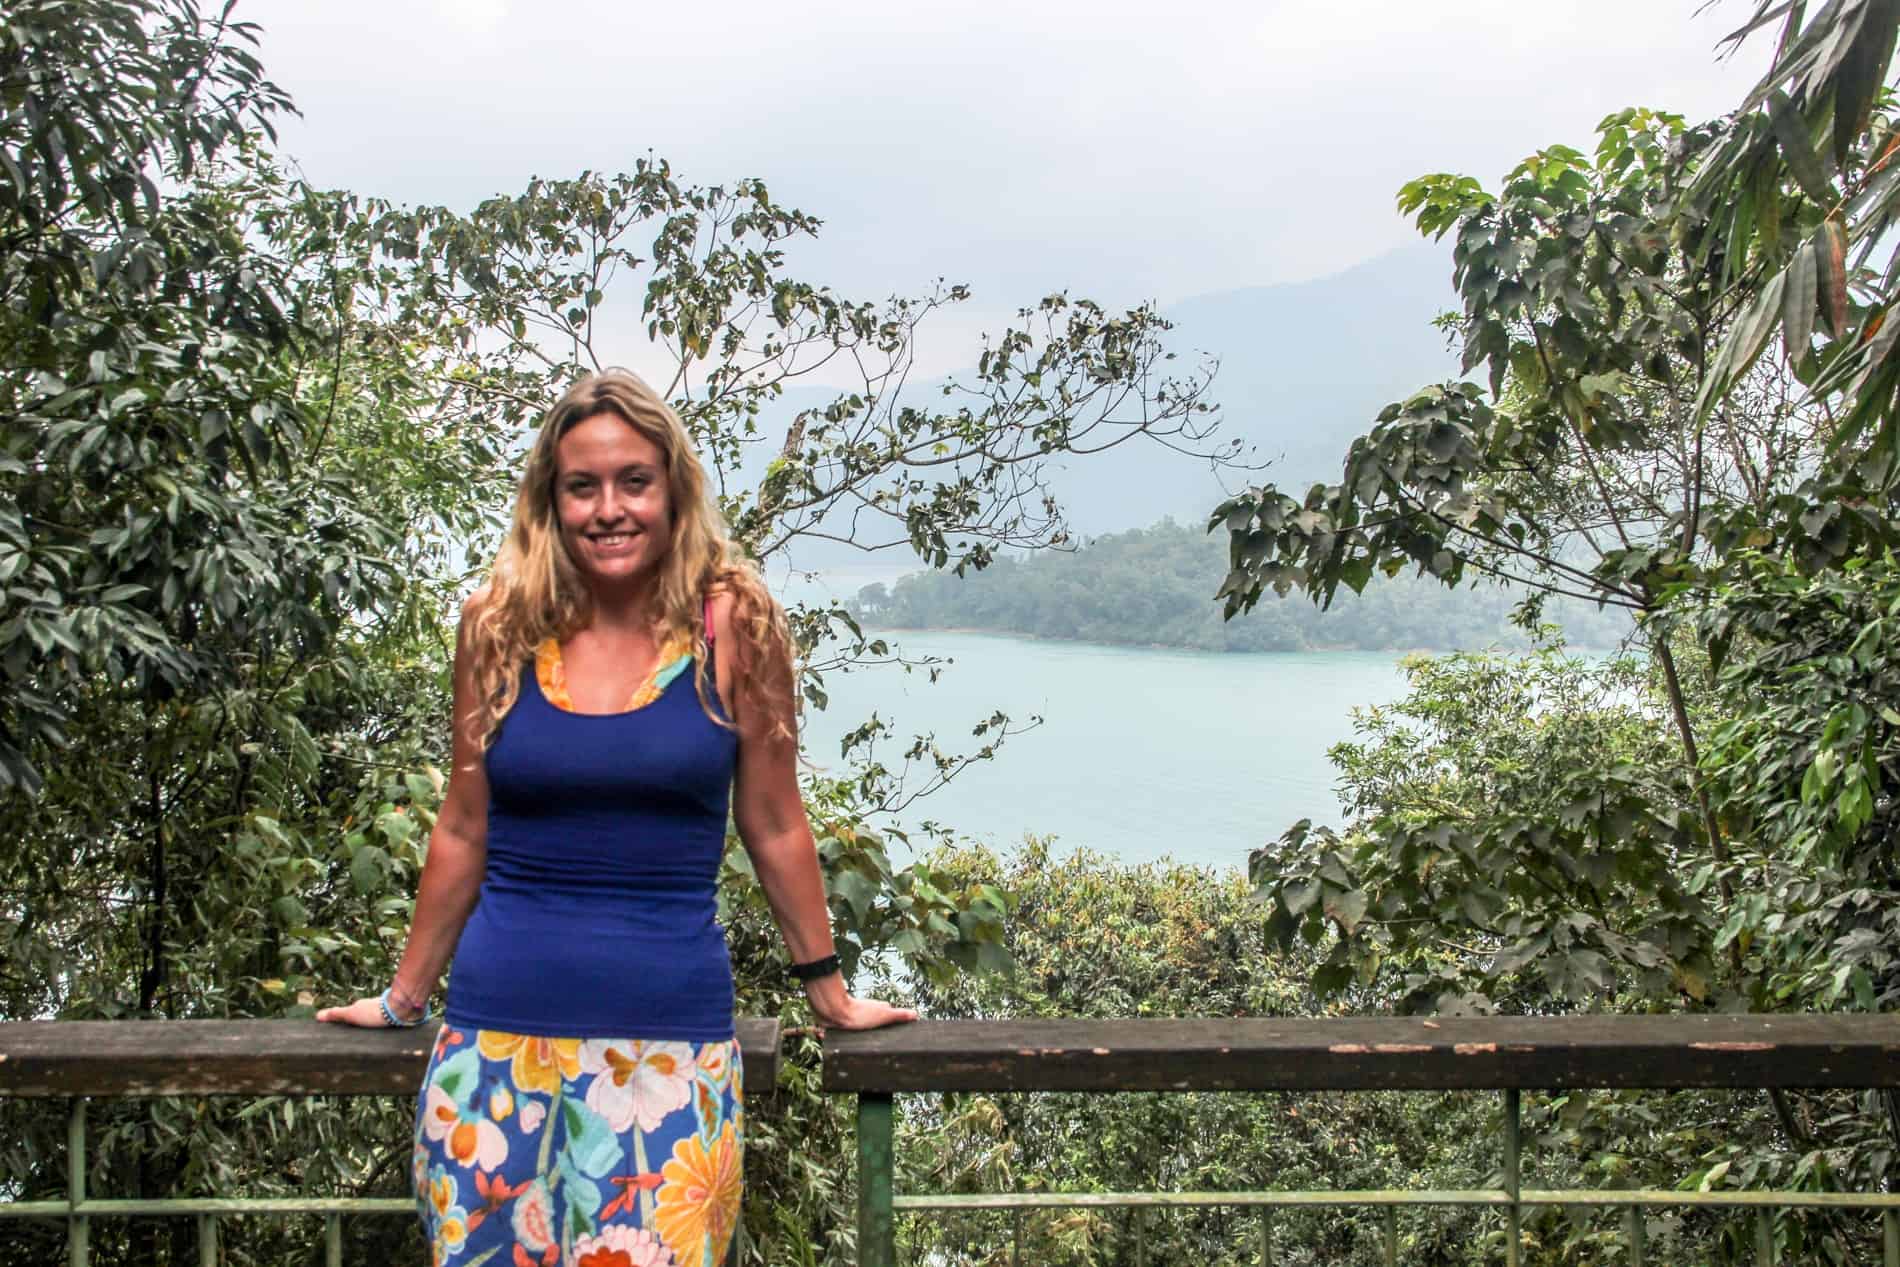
<box><xmin>412</xmin><ymin>1024</ymin><xmax>744</xmax><ymax>1267</ymax></box>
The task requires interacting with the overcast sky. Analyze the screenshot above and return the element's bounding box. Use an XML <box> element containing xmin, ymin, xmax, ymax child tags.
<box><xmin>251</xmin><ymin>1</ymin><xmax>1766</xmax><ymax>379</ymax></box>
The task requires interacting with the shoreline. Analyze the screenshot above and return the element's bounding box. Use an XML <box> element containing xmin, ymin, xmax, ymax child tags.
<box><xmin>854</xmin><ymin>621</ymin><xmax>1621</xmax><ymax>657</ymax></box>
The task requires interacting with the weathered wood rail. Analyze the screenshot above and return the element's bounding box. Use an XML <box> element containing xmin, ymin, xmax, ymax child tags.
<box><xmin>0</xmin><ymin>1018</ymin><xmax>779</xmax><ymax>1267</ymax></box>
<box><xmin>4</xmin><ymin>1016</ymin><xmax>1898</xmax><ymax>1264</ymax></box>
<box><xmin>822</xmin><ymin>1014</ymin><xmax>1900</xmax><ymax>1092</ymax></box>
<box><xmin>0</xmin><ymin>1017</ymin><xmax>781</xmax><ymax>1097</ymax></box>
<box><xmin>824</xmin><ymin>1015</ymin><xmax>1900</xmax><ymax>1267</ymax></box>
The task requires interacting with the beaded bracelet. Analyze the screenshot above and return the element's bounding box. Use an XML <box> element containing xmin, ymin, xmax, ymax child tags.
<box><xmin>378</xmin><ymin>986</ymin><xmax>429</xmax><ymax>1028</ymax></box>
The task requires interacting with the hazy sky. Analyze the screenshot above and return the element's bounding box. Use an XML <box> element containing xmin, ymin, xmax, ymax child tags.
<box><xmin>251</xmin><ymin>1</ymin><xmax>1766</xmax><ymax>377</ymax></box>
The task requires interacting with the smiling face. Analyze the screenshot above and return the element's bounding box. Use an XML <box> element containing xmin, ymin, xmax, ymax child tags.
<box><xmin>552</xmin><ymin>411</ymin><xmax>673</xmax><ymax>592</ymax></box>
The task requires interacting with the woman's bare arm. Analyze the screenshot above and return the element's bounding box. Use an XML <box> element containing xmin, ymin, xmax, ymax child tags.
<box><xmin>319</xmin><ymin>592</ymin><xmax>492</xmax><ymax>1026</ymax></box>
<box><xmin>717</xmin><ymin>589</ymin><xmax>916</xmax><ymax>1032</ymax></box>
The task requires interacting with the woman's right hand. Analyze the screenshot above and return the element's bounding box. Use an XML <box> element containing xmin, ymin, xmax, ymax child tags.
<box><xmin>315</xmin><ymin>996</ymin><xmax>388</xmax><ymax>1027</ymax></box>
<box><xmin>316</xmin><ymin>993</ymin><xmax>424</xmax><ymax>1028</ymax></box>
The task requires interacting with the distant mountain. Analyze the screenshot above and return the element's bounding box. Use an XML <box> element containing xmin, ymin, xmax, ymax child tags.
<box><xmin>736</xmin><ymin>245</ymin><xmax>1461</xmax><ymax>573</ymax></box>
<box><xmin>1042</xmin><ymin>244</ymin><xmax>1459</xmax><ymax>534</ymax></box>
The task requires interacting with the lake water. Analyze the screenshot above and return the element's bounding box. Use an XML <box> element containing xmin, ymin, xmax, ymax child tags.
<box><xmin>796</xmin><ymin>630</ymin><xmax>1411</xmax><ymax>872</ymax></box>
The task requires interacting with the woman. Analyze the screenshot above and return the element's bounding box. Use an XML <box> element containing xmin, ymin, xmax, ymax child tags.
<box><xmin>319</xmin><ymin>369</ymin><xmax>916</xmax><ymax>1267</ymax></box>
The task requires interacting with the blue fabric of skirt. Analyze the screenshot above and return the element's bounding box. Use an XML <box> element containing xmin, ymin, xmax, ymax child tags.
<box><xmin>412</xmin><ymin>1022</ymin><xmax>743</xmax><ymax>1267</ymax></box>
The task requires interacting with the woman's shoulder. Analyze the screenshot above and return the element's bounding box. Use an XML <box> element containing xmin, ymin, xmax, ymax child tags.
<box><xmin>460</xmin><ymin>584</ymin><xmax>496</xmax><ymax>621</ymax></box>
<box><xmin>452</xmin><ymin>585</ymin><xmax>495</xmax><ymax>651</ymax></box>
<box><xmin>700</xmin><ymin>571</ymin><xmax>792</xmax><ymax>682</ymax></box>
<box><xmin>702</xmin><ymin>584</ymin><xmax>738</xmax><ymax>637</ymax></box>
<box><xmin>702</xmin><ymin>569</ymin><xmax>779</xmax><ymax>638</ymax></box>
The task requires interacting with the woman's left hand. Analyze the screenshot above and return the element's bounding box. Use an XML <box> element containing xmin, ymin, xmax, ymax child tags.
<box><xmin>812</xmin><ymin>992</ymin><xmax>918</xmax><ymax>1032</ymax></box>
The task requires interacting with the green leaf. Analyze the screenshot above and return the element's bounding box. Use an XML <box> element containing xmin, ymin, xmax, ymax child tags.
<box><xmin>1282</xmin><ymin>877</ymin><xmax>1321</xmax><ymax>916</ymax></box>
<box><xmin>1782</xmin><ymin>238</ymin><xmax>1817</xmax><ymax>358</ymax></box>
<box><xmin>1831</xmin><ymin>1</ymin><xmax>1899</xmax><ymax>165</ymax></box>
<box><xmin>1323</xmin><ymin>887</ymin><xmax>1369</xmax><ymax>935</ymax></box>
<box><xmin>831</xmin><ymin>868</ymin><xmax>876</xmax><ymax>923</ymax></box>
<box><xmin>1767</xmin><ymin>89</ymin><xmax>1836</xmax><ymax>205</ymax></box>
<box><xmin>1696</xmin><ymin>267</ymin><xmax>1789</xmax><ymax>421</ymax></box>
<box><xmin>1852</xmin><ymin>305</ymin><xmax>1900</xmax><ymax>393</ymax></box>
<box><xmin>349</xmin><ymin>845</ymin><xmax>387</xmax><ymax>896</ymax></box>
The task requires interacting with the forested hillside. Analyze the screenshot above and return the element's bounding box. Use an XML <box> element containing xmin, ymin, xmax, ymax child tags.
<box><xmin>856</xmin><ymin>519</ymin><xmax>1632</xmax><ymax>651</ymax></box>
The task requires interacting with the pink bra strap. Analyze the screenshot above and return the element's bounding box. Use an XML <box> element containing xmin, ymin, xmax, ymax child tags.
<box><xmin>702</xmin><ymin>594</ymin><xmax>715</xmax><ymax>646</ymax></box>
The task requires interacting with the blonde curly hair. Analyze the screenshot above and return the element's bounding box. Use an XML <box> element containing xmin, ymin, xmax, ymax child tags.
<box><xmin>464</xmin><ymin>369</ymin><xmax>793</xmax><ymax>745</ymax></box>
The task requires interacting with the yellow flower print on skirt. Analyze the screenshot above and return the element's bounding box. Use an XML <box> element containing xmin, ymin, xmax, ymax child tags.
<box><xmin>414</xmin><ymin>1025</ymin><xmax>743</xmax><ymax>1267</ymax></box>
<box><xmin>477</xmin><ymin>1030</ymin><xmax>583</xmax><ymax>1098</ymax></box>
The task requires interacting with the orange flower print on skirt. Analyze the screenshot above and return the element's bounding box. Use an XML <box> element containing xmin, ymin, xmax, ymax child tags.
<box><xmin>414</xmin><ymin>1025</ymin><xmax>743</xmax><ymax>1267</ymax></box>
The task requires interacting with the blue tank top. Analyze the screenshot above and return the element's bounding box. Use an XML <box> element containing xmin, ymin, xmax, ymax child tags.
<box><xmin>443</xmin><ymin>656</ymin><xmax>739</xmax><ymax>1040</ymax></box>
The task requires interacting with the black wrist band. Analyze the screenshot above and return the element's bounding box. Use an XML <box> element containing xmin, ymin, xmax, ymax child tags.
<box><xmin>788</xmin><ymin>953</ymin><xmax>841</xmax><ymax>981</ymax></box>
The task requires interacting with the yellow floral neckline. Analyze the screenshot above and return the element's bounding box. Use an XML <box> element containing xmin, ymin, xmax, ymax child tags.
<box><xmin>534</xmin><ymin>633</ymin><xmax>694</xmax><ymax>714</ymax></box>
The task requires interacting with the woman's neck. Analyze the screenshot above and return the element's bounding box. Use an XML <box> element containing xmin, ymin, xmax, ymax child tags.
<box><xmin>583</xmin><ymin>577</ymin><xmax>661</xmax><ymax>635</ymax></box>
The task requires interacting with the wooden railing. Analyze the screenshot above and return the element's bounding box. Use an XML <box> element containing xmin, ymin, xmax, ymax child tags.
<box><xmin>5</xmin><ymin>1015</ymin><xmax>1898</xmax><ymax>1264</ymax></box>
<box><xmin>824</xmin><ymin>1014</ymin><xmax>1900</xmax><ymax>1266</ymax></box>
<box><xmin>0</xmin><ymin>1018</ymin><xmax>780</xmax><ymax>1266</ymax></box>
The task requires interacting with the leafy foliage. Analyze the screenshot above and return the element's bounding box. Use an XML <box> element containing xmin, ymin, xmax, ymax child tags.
<box><xmin>891</xmin><ymin>841</ymin><xmax>1500</xmax><ymax>1267</ymax></box>
<box><xmin>1215</xmin><ymin>8</ymin><xmax>1900</xmax><ymax>1260</ymax></box>
<box><xmin>1253</xmin><ymin>642</ymin><xmax>1710</xmax><ymax>1015</ymax></box>
<box><xmin>1699</xmin><ymin>550</ymin><xmax>1900</xmax><ymax>1014</ymax></box>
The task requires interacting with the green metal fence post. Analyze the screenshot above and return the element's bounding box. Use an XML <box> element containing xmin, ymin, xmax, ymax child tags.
<box><xmin>1133</xmin><ymin>1206</ymin><xmax>1146</xmax><ymax>1267</ymax></box>
<box><xmin>1260</xmin><ymin>1208</ymin><xmax>1273</xmax><ymax>1267</ymax></box>
<box><xmin>326</xmin><ymin>1213</ymin><xmax>343</xmax><ymax>1267</ymax></box>
<box><xmin>67</xmin><ymin>1097</ymin><xmax>88</xmax><ymax>1267</ymax></box>
<box><xmin>1625</xmin><ymin>1206</ymin><xmax>1646</xmax><ymax>1266</ymax></box>
<box><xmin>1504</xmin><ymin>1088</ymin><xmax>1521</xmax><ymax>1267</ymax></box>
<box><xmin>857</xmin><ymin>1094</ymin><xmax>894</xmax><ymax>1267</ymax></box>
<box><xmin>198</xmin><ymin>1213</ymin><xmax>217</xmax><ymax>1267</ymax></box>
<box><xmin>1011</xmin><ymin>1209</ymin><xmax>1022</xmax><ymax>1267</ymax></box>
<box><xmin>1884</xmin><ymin>1209</ymin><xmax>1898</xmax><ymax>1267</ymax></box>
<box><xmin>1755</xmin><ymin>1208</ymin><xmax>1773</xmax><ymax>1266</ymax></box>
<box><xmin>1383</xmin><ymin>1205</ymin><xmax>1398</xmax><ymax>1267</ymax></box>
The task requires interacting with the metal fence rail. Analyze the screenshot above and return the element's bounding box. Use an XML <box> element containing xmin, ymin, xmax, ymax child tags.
<box><xmin>0</xmin><ymin>1018</ymin><xmax>781</xmax><ymax>1267</ymax></box>
<box><xmin>823</xmin><ymin>1014</ymin><xmax>1900</xmax><ymax>1267</ymax></box>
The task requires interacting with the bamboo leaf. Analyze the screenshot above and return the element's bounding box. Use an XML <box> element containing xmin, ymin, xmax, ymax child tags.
<box><xmin>1852</xmin><ymin>304</ymin><xmax>1900</xmax><ymax>393</ymax></box>
<box><xmin>1734</xmin><ymin>0</ymin><xmax>1853</xmax><ymax>114</ymax></box>
<box><xmin>1805</xmin><ymin>2</ymin><xmax>1871</xmax><ymax>105</ymax></box>
<box><xmin>1697</xmin><ymin>269</ymin><xmax>1790</xmax><ymax>421</ymax></box>
<box><xmin>1784</xmin><ymin>238</ymin><xmax>1819</xmax><ymax>357</ymax></box>
<box><xmin>1720</xmin><ymin>0</ymin><xmax>1798</xmax><ymax>49</ymax></box>
<box><xmin>1831</xmin><ymin>0</ymin><xmax>1899</xmax><ymax>164</ymax></box>
<box><xmin>1755</xmin><ymin>163</ymin><xmax>1783</xmax><ymax>259</ymax></box>
<box><xmin>1818</xmin><ymin>217</ymin><xmax>1849</xmax><ymax>336</ymax></box>
<box><xmin>1768</xmin><ymin>89</ymin><xmax>1837</xmax><ymax>204</ymax></box>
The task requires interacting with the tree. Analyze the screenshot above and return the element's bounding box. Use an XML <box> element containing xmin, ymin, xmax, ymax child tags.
<box><xmin>1218</xmin><ymin>11</ymin><xmax>1900</xmax><ymax>1014</ymax></box>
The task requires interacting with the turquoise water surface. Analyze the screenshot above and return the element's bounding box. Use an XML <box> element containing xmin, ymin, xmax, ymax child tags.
<box><xmin>797</xmin><ymin>630</ymin><xmax>1411</xmax><ymax>871</ymax></box>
